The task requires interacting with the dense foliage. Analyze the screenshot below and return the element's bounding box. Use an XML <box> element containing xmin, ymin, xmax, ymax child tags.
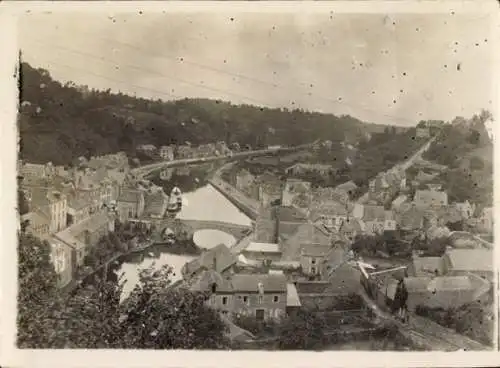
<box><xmin>277</xmin><ymin>309</ymin><xmax>328</xmax><ymax>350</ymax></box>
<box><xmin>415</xmin><ymin>293</ymin><xmax>494</xmax><ymax>347</ymax></box>
<box><xmin>17</xmin><ymin>233</ymin><xmax>228</xmax><ymax>349</ymax></box>
<box><xmin>19</xmin><ymin>62</ymin><xmax>391</xmax><ymax>166</ymax></box>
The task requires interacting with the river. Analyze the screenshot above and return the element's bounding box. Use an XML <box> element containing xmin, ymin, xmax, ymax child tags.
<box><xmin>115</xmin><ymin>164</ymin><xmax>252</xmax><ymax>298</ymax></box>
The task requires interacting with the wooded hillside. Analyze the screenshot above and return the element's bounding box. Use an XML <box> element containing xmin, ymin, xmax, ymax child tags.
<box><xmin>18</xmin><ymin>62</ymin><xmax>399</xmax><ymax>166</ymax></box>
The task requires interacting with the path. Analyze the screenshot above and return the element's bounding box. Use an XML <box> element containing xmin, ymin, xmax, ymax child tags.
<box><xmin>358</xmin><ymin>286</ymin><xmax>489</xmax><ymax>351</ymax></box>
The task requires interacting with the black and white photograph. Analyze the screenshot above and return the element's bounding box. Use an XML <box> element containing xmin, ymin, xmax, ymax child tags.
<box><xmin>0</xmin><ymin>1</ymin><xmax>498</xmax><ymax>362</ymax></box>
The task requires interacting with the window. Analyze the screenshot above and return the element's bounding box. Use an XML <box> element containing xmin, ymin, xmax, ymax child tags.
<box><xmin>243</xmin><ymin>296</ymin><xmax>249</xmax><ymax>305</ymax></box>
<box><xmin>311</xmin><ymin>258</ymin><xmax>316</xmax><ymax>265</ymax></box>
<box><xmin>222</xmin><ymin>296</ymin><xmax>228</xmax><ymax>305</ymax></box>
<box><xmin>311</xmin><ymin>267</ymin><xmax>316</xmax><ymax>274</ymax></box>
<box><xmin>273</xmin><ymin>295</ymin><xmax>279</xmax><ymax>303</ymax></box>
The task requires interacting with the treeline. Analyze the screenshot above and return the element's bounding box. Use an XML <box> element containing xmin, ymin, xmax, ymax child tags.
<box><xmin>19</xmin><ymin>62</ymin><xmax>391</xmax><ymax>166</ymax></box>
<box><xmin>422</xmin><ymin>111</ymin><xmax>493</xmax><ymax>208</ymax></box>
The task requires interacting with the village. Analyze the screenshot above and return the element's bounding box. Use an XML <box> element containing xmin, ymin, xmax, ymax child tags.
<box><xmin>18</xmin><ymin>120</ymin><xmax>494</xmax><ymax>349</ymax></box>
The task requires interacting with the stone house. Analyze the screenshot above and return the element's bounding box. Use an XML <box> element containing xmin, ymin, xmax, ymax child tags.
<box><xmin>159</xmin><ymin>145</ymin><xmax>175</xmax><ymax>161</ymax></box>
<box><xmin>25</xmin><ymin>188</ymin><xmax>68</xmax><ymax>233</ymax></box>
<box><xmin>137</xmin><ymin>144</ymin><xmax>158</xmax><ymax>157</ymax></box>
<box><xmin>235</xmin><ymin>169</ymin><xmax>255</xmax><ymax>192</ymax></box>
<box><xmin>192</xmin><ymin>272</ymin><xmax>288</xmax><ymax>321</ymax></box>
<box><xmin>415</xmin><ymin>127</ymin><xmax>431</xmax><ymax>139</ymax></box>
<box><xmin>18</xmin><ymin>161</ymin><xmax>56</xmax><ymax>179</ymax></box>
<box><xmin>299</xmin><ymin>245</ymin><xmax>332</xmax><ymax>277</ymax></box>
<box><xmin>54</xmin><ymin>210</ymin><xmax>115</xmax><ymax>268</ymax></box>
<box><xmin>48</xmin><ymin>237</ymin><xmax>75</xmax><ymax>288</ymax></box>
<box><xmin>176</xmin><ymin>145</ymin><xmax>194</xmax><ymax>159</ymax></box>
<box><xmin>67</xmin><ymin>196</ymin><xmax>92</xmax><ymax>226</ymax></box>
<box><xmin>478</xmin><ymin>207</ymin><xmax>493</xmax><ymax>233</ymax></box>
<box><xmin>338</xmin><ymin>217</ymin><xmax>365</xmax><ymax>243</ymax></box>
<box><xmin>281</xmin><ymin>179</ymin><xmax>312</xmax><ymax>208</ymax></box>
<box><xmin>309</xmin><ymin>200</ymin><xmax>349</xmax><ymax>233</ymax></box>
<box><xmin>117</xmin><ymin>188</ymin><xmax>145</xmax><ymax>222</ymax></box>
<box><xmin>21</xmin><ymin>211</ymin><xmax>51</xmax><ymax>239</ymax></box>
<box><xmin>453</xmin><ymin>200</ymin><xmax>475</xmax><ymax>220</ymax></box>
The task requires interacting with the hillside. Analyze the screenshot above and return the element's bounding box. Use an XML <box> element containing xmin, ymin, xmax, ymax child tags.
<box><xmin>18</xmin><ymin>62</ymin><xmax>406</xmax><ymax>166</ymax></box>
<box><xmin>422</xmin><ymin>112</ymin><xmax>493</xmax><ymax>208</ymax></box>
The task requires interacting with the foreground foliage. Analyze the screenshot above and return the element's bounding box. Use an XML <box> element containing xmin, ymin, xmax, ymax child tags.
<box><xmin>17</xmin><ymin>233</ymin><xmax>229</xmax><ymax>349</ymax></box>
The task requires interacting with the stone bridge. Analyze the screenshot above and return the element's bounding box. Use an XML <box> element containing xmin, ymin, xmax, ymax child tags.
<box><xmin>152</xmin><ymin>218</ymin><xmax>253</xmax><ymax>240</ymax></box>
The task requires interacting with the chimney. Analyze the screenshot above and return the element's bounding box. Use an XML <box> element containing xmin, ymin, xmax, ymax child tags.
<box><xmin>257</xmin><ymin>281</ymin><xmax>264</xmax><ymax>295</ymax></box>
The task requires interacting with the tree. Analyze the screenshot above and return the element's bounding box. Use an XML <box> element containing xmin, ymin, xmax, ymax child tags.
<box><xmin>277</xmin><ymin>309</ymin><xmax>327</xmax><ymax>350</ymax></box>
<box><xmin>119</xmin><ymin>265</ymin><xmax>230</xmax><ymax>349</ymax></box>
<box><xmin>469</xmin><ymin>156</ymin><xmax>485</xmax><ymax>171</ymax></box>
<box><xmin>17</xmin><ymin>233</ymin><xmax>59</xmax><ymax>347</ymax></box>
<box><xmin>18</xmin><ymin>233</ymin><xmax>229</xmax><ymax>349</ymax></box>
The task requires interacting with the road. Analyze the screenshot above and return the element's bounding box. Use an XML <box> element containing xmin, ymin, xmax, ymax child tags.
<box><xmin>356</xmin><ymin>136</ymin><xmax>437</xmax><ymax>204</ymax></box>
<box><xmin>132</xmin><ymin>142</ymin><xmax>316</xmax><ymax>179</ymax></box>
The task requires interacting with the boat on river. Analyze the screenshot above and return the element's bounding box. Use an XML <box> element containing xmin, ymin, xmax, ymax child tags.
<box><xmin>167</xmin><ymin>187</ymin><xmax>183</xmax><ymax>214</ymax></box>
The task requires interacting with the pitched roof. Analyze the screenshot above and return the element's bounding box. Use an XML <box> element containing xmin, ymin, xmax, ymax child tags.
<box><xmin>118</xmin><ymin>188</ymin><xmax>143</xmax><ymax>203</ymax></box>
<box><xmin>398</xmin><ymin>205</ymin><xmax>425</xmax><ymax>230</ymax></box>
<box><xmin>189</xmin><ymin>269</ymin><xmax>233</xmax><ymax>293</ymax></box>
<box><xmin>68</xmin><ymin>195</ymin><xmax>92</xmax><ymax>210</ymax></box>
<box><xmin>427</xmin><ymin>276</ymin><xmax>472</xmax><ymax>292</ymax></box>
<box><xmin>300</xmin><ymin>244</ymin><xmax>332</xmax><ymax>257</ymax></box>
<box><xmin>144</xmin><ymin>191</ymin><xmax>168</xmax><ymax>217</ymax></box>
<box><xmin>309</xmin><ymin>200</ymin><xmax>348</xmax><ymax>220</ymax></box>
<box><xmin>363</xmin><ymin>205</ymin><xmax>386</xmax><ymax>222</ymax></box>
<box><xmin>230</xmin><ymin>273</ymin><xmax>287</xmax><ymax>293</ymax></box>
<box><xmin>445</xmin><ymin>249</ymin><xmax>493</xmax><ymax>273</ymax></box>
<box><xmin>414</xmin><ymin>190</ymin><xmax>448</xmax><ymax>206</ymax></box>
<box><xmin>244</xmin><ymin>242</ymin><xmax>281</xmax><ymax>253</ymax></box>
<box><xmin>412</xmin><ymin>256</ymin><xmax>444</xmax><ymax>276</ymax></box>
<box><xmin>335</xmin><ymin>180</ymin><xmax>358</xmax><ymax>193</ymax></box>
<box><xmin>391</xmin><ymin>195</ymin><xmax>408</xmax><ymax>209</ymax></box>
<box><xmin>276</xmin><ymin>205</ymin><xmax>308</xmax><ymax>222</ymax></box>
<box><xmin>404</xmin><ymin>277</ymin><xmax>432</xmax><ymax>292</ymax></box>
<box><xmin>183</xmin><ymin>244</ymin><xmax>237</xmax><ymax>276</ymax></box>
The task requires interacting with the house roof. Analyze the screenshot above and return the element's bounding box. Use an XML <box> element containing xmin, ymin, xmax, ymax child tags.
<box><xmin>398</xmin><ymin>206</ymin><xmax>425</xmax><ymax>230</ymax></box>
<box><xmin>445</xmin><ymin>249</ymin><xmax>493</xmax><ymax>273</ymax></box>
<box><xmin>183</xmin><ymin>244</ymin><xmax>237</xmax><ymax>276</ymax></box>
<box><xmin>189</xmin><ymin>269</ymin><xmax>233</xmax><ymax>293</ymax></box>
<box><xmin>404</xmin><ymin>277</ymin><xmax>432</xmax><ymax>292</ymax></box>
<box><xmin>244</xmin><ymin>242</ymin><xmax>281</xmax><ymax>253</ymax></box>
<box><xmin>412</xmin><ymin>256</ymin><xmax>444</xmax><ymax>276</ymax></box>
<box><xmin>276</xmin><ymin>205</ymin><xmax>308</xmax><ymax>223</ymax></box>
<box><xmin>300</xmin><ymin>244</ymin><xmax>332</xmax><ymax>257</ymax></box>
<box><xmin>335</xmin><ymin>180</ymin><xmax>358</xmax><ymax>193</ymax></box>
<box><xmin>363</xmin><ymin>205</ymin><xmax>386</xmax><ymax>222</ymax></box>
<box><xmin>68</xmin><ymin>195</ymin><xmax>92</xmax><ymax>210</ymax></box>
<box><xmin>230</xmin><ymin>273</ymin><xmax>287</xmax><ymax>293</ymax></box>
<box><xmin>118</xmin><ymin>188</ymin><xmax>143</xmax><ymax>203</ymax></box>
<box><xmin>392</xmin><ymin>195</ymin><xmax>408</xmax><ymax>208</ymax></box>
<box><xmin>427</xmin><ymin>276</ymin><xmax>472</xmax><ymax>292</ymax></box>
<box><xmin>286</xmin><ymin>283</ymin><xmax>302</xmax><ymax>307</ymax></box>
<box><xmin>415</xmin><ymin>170</ymin><xmax>439</xmax><ymax>183</ymax></box>
<box><xmin>309</xmin><ymin>200</ymin><xmax>348</xmax><ymax>220</ymax></box>
<box><xmin>414</xmin><ymin>190</ymin><xmax>448</xmax><ymax>206</ymax></box>
<box><xmin>24</xmin><ymin>209</ymin><xmax>51</xmax><ymax>227</ymax></box>
<box><xmin>144</xmin><ymin>191</ymin><xmax>168</xmax><ymax>217</ymax></box>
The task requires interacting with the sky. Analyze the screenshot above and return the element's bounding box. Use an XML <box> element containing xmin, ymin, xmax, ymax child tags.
<box><xmin>18</xmin><ymin>11</ymin><xmax>496</xmax><ymax>126</ymax></box>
